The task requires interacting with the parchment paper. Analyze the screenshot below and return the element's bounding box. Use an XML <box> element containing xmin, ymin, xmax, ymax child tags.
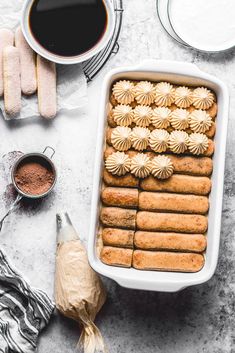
<box><xmin>0</xmin><ymin>0</ymin><xmax>88</xmax><ymax>120</ymax></box>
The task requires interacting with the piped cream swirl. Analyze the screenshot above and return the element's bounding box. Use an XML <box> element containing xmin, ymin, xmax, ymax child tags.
<box><xmin>188</xmin><ymin>133</ymin><xmax>209</xmax><ymax>155</ymax></box>
<box><xmin>134</xmin><ymin>81</ymin><xmax>155</xmax><ymax>105</ymax></box>
<box><xmin>170</xmin><ymin>108</ymin><xmax>190</xmax><ymax>130</ymax></box>
<box><xmin>169</xmin><ymin>131</ymin><xmax>189</xmax><ymax>154</ymax></box>
<box><xmin>149</xmin><ymin>129</ymin><xmax>170</xmax><ymax>153</ymax></box>
<box><xmin>113</xmin><ymin>104</ymin><xmax>134</xmax><ymax>126</ymax></box>
<box><xmin>112</xmin><ymin>80</ymin><xmax>135</xmax><ymax>105</ymax></box>
<box><xmin>130</xmin><ymin>153</ymin><xmax>152</xmax><ymax>178</ymax></box>
<box><xmin>155</xmin><ymin>82</ymin><xmax>175</xmax><ymax>107</ymax></box>
<box><xmin>133</xmin><ymin>105</ymin><xmax>152</xmax><ymax>127</ymax></box>
<box><xmin>189</xmin><ymin>110</ymin><xmax>212</xmax><ymax>133</ymax></box>
<box><xmin>193</xmin><ymin>87</ymin><xmax>215</xmax><ymax>110</ymax></box>
<box><xmin>151</xmin><ymin>107</ymin><xmax>171</xmax><ymax>129</ymax></box>
<box><xmin>105</xmin><ymin>152</ymin><xmax>131</xmax><ymax>176</ymax></box>
<box><xmin>131</xmin><ymin>127</ymin><xmax>150</xmax><ymax>151</ymax></box>
<box><xmin>111</xmin><ymin>126</ymin><xmax>132</xmax><ymax>151</ymax></box>
<box><xmin>151</xmin><ymin>155</ymin><xmax>174</xmax><ymax>179</ymax></box>
<box><xmin>174</xmin><ymin>86</ymin><xmax>193</xmax><ymax>108</ymax></box>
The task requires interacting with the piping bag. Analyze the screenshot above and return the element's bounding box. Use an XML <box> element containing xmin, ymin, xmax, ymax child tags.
<box><xmin>55</xmin><ymin>212</ymin><xmax>107</xmax><ymax>353</ymax></box>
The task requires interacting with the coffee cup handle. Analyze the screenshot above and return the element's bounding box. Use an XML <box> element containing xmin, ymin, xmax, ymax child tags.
<box><xmin>43</xmin><ymin>146</ymin><xmax>55</xmax><ymax>159</ymax></box>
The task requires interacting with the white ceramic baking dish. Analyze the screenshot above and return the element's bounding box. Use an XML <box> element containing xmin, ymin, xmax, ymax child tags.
<box><xmin>88</xmin><ymin>60</ymin><xmax>229</xmax><ymax>292</ymax></box>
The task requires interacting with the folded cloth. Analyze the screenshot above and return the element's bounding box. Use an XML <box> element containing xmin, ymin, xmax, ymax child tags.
<box><xmin>0</xmin><ymin>249</ymin><xmax>54</xmax><ymax>353</ymax></box>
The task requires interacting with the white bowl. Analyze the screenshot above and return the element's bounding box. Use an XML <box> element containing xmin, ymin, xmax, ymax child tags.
<box><xmin>21</xmin><ymin>0</ymin><xmax>115</xmax><ymax>65</ymax></box>
<box><xmin>88</xmin><ymin>60</ymin><xmax>229</xmax><ymax>292</ymax></box>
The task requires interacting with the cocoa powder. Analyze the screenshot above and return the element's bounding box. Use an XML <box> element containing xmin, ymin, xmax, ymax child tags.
<box><xmin>14</xmin><ymin>157</ymin><xmax>55</xmax><ymax>196</ymax></box>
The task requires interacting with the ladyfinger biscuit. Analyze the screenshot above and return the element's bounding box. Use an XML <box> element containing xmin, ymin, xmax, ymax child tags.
<box><xmin>133</xmin><ymin>250</ymin><xmax>204</xmax><ymax>272</ymax></box>
<box><xmin>139</xmin><ymin>192</ymin><xmax>209</xmax><ymax>214</ymax></box>
<box><xmin>104</xmin><ymin>146</ymin><xmax>138</xmax><ymax>160</ymax></box>
<box><xmin>146</xmin><ymin>152</ymin><xmax>213</xmax><ymax>176</ymax></box>
<box><xmin>106</xmin><ymin>127</ymin><xmax>112</xmax><ymax>145</ymax></box>
<box><xmin>101</xmin><ymin>187</ymin><xmax>139</xmax><ymax>208</ymax></box>
<box><xmin>207</xmin><ymin>102</ymin><xmax>217</xmax><ymax>119</ymax></box>
<box><xmin>201</xmin><ymin>122</ymin><xmax>216</xmax><ymax>138</ymax></box>
<box><xmin>204</xmin><ymin>139</ymin><xmax>214</xmax><ymax>157</ymax></box>
<box><xmin>107</xmin><ymin>108</ymin><xmax>116</xmax><ymax>127</ymax></box>
<box><xmin>0</xmin><ymin>29</ymin><xmax>14</xmax><ymax>96</ymax></box>
<box><xmin>103</xmin><ymin>169</ymin><xmax>139</xmax><ymax>188</ymax></box>
<box><xmin>101</xmin><ymin>246</ymin><xmax>133</xmax><ymax>267</ymax></box>
<box><xmin>15</xmin><ymin>27</ymin><xmax>37</xmax><ymax>95</ymax></box>
<box><xmin>110</xmin><ymin>93</ymin><xmax>118</xmax><ymax>107</ymax></box>
<box><xmin>102</xmin><ymin>228</ymin><xmax>134</xmax><ymax>248</ymax></box>
<box><xmin>37</xmin><ymin>55</ymin><xmax>57</xmax><ymax>119</ymax></box>
<box><xmin>136</xmin><ymin>212</ymin><xmax>208</xmax><ymax>233</ymax></box>
<box><xmin>140</xmin><ymin>175</ymin><xmax>211</xmax><ymax>195</ymax></box>
<box><xmin>134</xmin><ymin>231</ymin><xmax>207</xmax><ymax>252</ymax></box>
<box><xmin>169</xmin><ymin>155</ymin><xmax>213</xmax><ymax>176</ymax></box>
<box><xmin>100</xmin><ymin>207</ymin><xmax>137</xmax><ymax>229</ymax></box>
<box><xmin>3</xmin><ymin>46</ymin><xmax>21</xmax><ymax>116</ymax></box>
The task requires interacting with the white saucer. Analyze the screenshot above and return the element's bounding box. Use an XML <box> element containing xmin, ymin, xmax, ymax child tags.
<box><xmin>156</xmin><ymin>0</ymin><xmax>189</xmax><ymax>48</ymax></box>
<box><xmin>168</xmin><ymin>0</ymin><xmax>235</xmax><ymax>53</ymax></box>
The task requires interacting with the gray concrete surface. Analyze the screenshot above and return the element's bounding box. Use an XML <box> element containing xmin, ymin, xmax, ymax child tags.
<box><xmin>0</xmin><ymin>0</ymin><xmax>234</xmax><ymax>352</ymax></box>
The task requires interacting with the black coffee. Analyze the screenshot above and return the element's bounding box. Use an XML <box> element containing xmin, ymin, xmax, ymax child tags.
<box><xmin>29</xmin><ymin>0</ymin><xmax>108</xmax><ymax>57</ymax></box>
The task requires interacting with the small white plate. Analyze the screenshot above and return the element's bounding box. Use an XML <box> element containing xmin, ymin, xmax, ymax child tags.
<box><xmin>156</xmin><ymin>0</ymin><xmax>189</xmax><ymax>48</ymax></box>
<box><xmin>168</xmin><ymin>0</ymin><xmax>235</xmax><ymax>53</ymax></box>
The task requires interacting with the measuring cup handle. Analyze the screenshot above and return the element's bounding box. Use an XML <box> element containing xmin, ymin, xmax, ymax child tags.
<box><xmin>42</xmin><ymin>146</ymin><xmax>55</xmax><ymax>159</ymax></box>
<box><xmin>0</xmin><ymin>194</ymin><xmax>23</xmax><ymax>232</ymax></box>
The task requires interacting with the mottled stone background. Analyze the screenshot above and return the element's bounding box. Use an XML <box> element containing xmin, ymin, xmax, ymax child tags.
<box><xmin>0</xmin><ymin>0</ymin><xmax>234</xmax><ymax>352</ymax></box>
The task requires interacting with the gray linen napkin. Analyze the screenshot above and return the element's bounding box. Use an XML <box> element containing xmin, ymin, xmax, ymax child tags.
<box><xmin>0</xmin><ymin>249</ymin><xmax>54</xmax><ymax>353</ymax></box>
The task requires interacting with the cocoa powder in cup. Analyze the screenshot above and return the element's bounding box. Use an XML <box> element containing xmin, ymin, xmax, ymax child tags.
<box><xmin>14</xmin><ymin>156</ymin><xmax>55</xmax><ymax>196</ymax></box>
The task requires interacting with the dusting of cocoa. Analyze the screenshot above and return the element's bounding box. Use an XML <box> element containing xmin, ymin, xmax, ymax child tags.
<box><xmin>14</xmin><ymin>156</ymin><xmax>55</xmax><ymax>196</ymax></box>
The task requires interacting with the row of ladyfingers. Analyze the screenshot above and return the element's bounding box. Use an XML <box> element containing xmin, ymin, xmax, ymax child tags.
<box><xmin>104</xmin><ymin>169</ymin><xmax>212</xmax><ymax>195</ymax></box>
<box><xmin>102</xmin><ymin>228</ymin><xmax>207</xmax><ymax>252</ymax></box>
<box><xmin>100</xmin><ymin>207</ymin><xmax>208</xmax><ymax>233</ymax></box>
<box><xmin>105</xmin><ymin>147</ymin><xmax>213</xmax><ymax>176</ymax></box>
<box><xmin>102</xmin><ymin>188</ymin><xmax>209</xmax><ymax>214</ymax></box>
<box><xmin>101</xmin><ymin>247</ymin><xmax>205</xmax><ymax>272</ymax></box>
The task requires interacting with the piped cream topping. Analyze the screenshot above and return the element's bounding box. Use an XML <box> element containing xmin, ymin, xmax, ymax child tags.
<box><xmin>130</xmin><ymin>153</ymin><xmax>152</xmax><ymax>178</ymax></box>
<box><xmin>151</xmin><ymin>107</ymin><xmax>171</xmax><ymax>129</ymax></box>
<box><xmin>133</xmin><ymin>105</ymin><xmax>152</xmax><ymax>127</ymax></box>
<box><xmin>169</xmin><ymin>131</ymin><xmax>189</xmax><ymax>154</ymax></box>
<box><xmin>151</xmin><ymin>155</ymin><xmax>174</xmax><ymax>179</ymax></box>
<box><xmin>155</xmin><ymin>82</ymin><xmax>175</xmax><ymax>107</ymax></box>
<box><xmin>112</xmin><ymin>80</ymin><xmax>135</xmax><ymax>105</ymax></box>
<box><xmin>174</xmin><ymin>86</ymin><xmax>193</xmax><ymax>108</ymax></box>
<box><xmin>111</xmin><ymin>126</ymin><xmax>132</xmax><ymax>151</ymax></box>
<box><xmin>193</xmin><ymin>87</ymin><xmax>215</xmax><ymax>110</ymax></box>
<box><xmin>188</xmin><ymin>133</ymin><xmax>209</xmax><ymax>155</ymax></box>
<box><xmin>189</xmin><ymin>110</ymin><xmax>212</xmax><ymax>133</ymax></box>
<box><xmin>134</xmin><ymin>81</ymin><xmax>155</xmax><ymax>105</ymax></box>
<box><xmin>170</xmin><ymin>108</ymin><xmax>190</xmax><ymax>130</ymax></box>
<box><xmin>105</xmin><ymin>152</ymin><xmax>131</xmax><ymax>176</ymax></box>
<box><xmin>149</xmin><ymin>129</ymin><xmax>170</xmax><ymax>153</ymax></box>
<box><xmin>113</xmin><ymin>104</ymin><xmax>134</xmax><ymax>126</ymax></box>
<box><xmin>131</xmin><ymin>127</ymin><xmax>150</xmax><ymax>151</ymax></box>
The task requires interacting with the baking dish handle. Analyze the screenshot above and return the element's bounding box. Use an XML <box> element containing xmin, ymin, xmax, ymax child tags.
<box><xmin>113</xmin><ymin>276</ymin><xmax>187</xmax><ymax>293</ymax></box>
<box><xmin>133</xmin><ymin>59</ymin><xmax>203</xmax><ymax>77</ymax></box>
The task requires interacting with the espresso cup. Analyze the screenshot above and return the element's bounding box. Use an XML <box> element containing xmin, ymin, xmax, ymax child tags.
<box><xmin>21</xmin><ymin>0</ymin><xmax>115</xmax><ymax>65</ymax></box>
